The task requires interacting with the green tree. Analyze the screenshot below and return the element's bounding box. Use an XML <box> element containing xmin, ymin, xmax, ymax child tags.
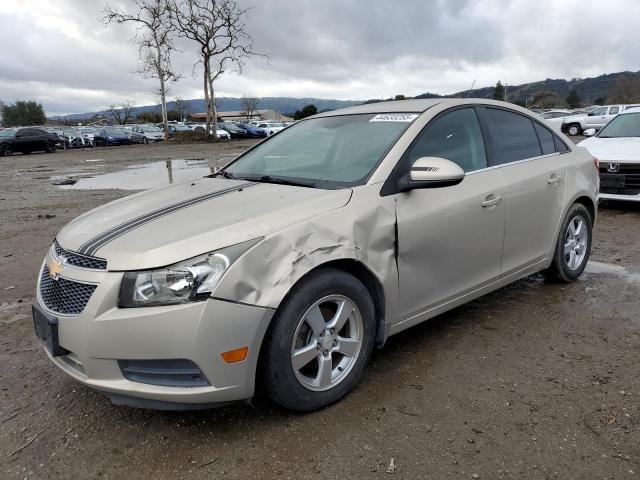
<box><xmin>565</xmin><ymin>89</ymin><xmax>581</xmax><ymax>109</ymax></box>
<box><xmin>1</xmin><ymin>100</ymin><xmax>47</xmax><ymax>127</ymax></box>
<box><xmin>492</xmin><ymin>81</ymin><xmax>505</xmax><ymax>101</ymax></box>
<box><xmin>293</xmin><ymin>104</ymin><xmax>317</xmax><ymax>120</ymax></box>
<box><xmin>167</xmin><ymin>109</ymin><xmax>181</xmax><ymax>121</ymax></box>
<box><xmin>394</xmin><ymin>94</ymin><xmax>406</xmax><ymax>100</ymax></box>
<box><xmin>137</xmin><ymin>111</ymin><xmax>162</xmax><ymax>123</ymax></box>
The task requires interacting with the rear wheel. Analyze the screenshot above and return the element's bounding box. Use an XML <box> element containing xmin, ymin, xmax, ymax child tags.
<box><xmin>566</xmin><ymin>123</ymin><xmax>582</xmax><ymax>136</ymax></box>
<box><xmin>544</xmin><ymin>203</ymin><xmax>592</xmax><ymax>282</ymax></box>
<box><xmin>0</xmin><ymin>143</ymin><xmax>11</xmax><ymax>157</ymax></box>
<box><xmin>260</xmin><ymin>268</ymin><xmax>376</xmax><ymax>412</ymax></box>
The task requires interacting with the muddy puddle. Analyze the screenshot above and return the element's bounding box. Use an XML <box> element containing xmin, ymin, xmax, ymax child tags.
<box><xmin>54</xmin><ymin>159</ymin><xmax>223</xmax><ymax>190</ymax></box>
<box><xmin>585</xmin><ymin>260</ymin><xmax>640</xmax><ymax>282</ymax></box>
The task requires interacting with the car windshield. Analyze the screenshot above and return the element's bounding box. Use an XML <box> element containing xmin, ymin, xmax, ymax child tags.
<box><xmin>225</xmin><ymin>113</ymin><xmax>417</xmax><ymax>188</ymax></box>
<box><xmin>0</xmin><ymin>128</ymin><xmax>17</xmax><ymax>137</ymax></box>
<box><xmin>143</xmin><ymin>126</ymin><xmax>162</xmax><ymax>132</ymax></box>
<box><xmin>598</xmin><ymin>113</ymin><xmax>640</xmax><ymax>138</ymax></box>
<box><xmin>105</xmin><ymin>128</ymin><xmax>128</xmax><ymax>135</ymax></box>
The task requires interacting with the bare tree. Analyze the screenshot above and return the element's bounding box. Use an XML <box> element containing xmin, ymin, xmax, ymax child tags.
<box><xmin>103</xmin><ymin>0</ymin><xmax>179</xmax><ymax>138</ymax></box>
<box><xmin>174</xmin><ymin>97</ymin><xmax>192</xmax><ymax>121</ymax></box>
<box><xmin>241</xmin><ymin>94</ymin><xmax>259</xmax><ymax>120</ymax></box>
<box><xmin>107</xmin><ymin>101</ymin><xmax>137</xmax><ymax>125</ymax></box>
<box><xmin>170</xmin><ymin>0</ymin><xmax>265</xmax><ymax>137</ymax></box>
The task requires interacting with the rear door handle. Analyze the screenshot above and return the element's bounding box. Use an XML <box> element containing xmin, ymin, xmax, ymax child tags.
<box><xmin>481</xmin><ymin>194</ymin><xmax>503</xmax><ymax>208</ymax></box>
<box><xmin>548</xmin><ymin>173</ymin><xmax>562</xmax><ymax>185</ymax></box>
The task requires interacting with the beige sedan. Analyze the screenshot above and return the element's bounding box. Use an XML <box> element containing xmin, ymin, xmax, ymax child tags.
<box><xmin>34</xmin><ymin>99</ymin><xmax>598</xmax><ymax>412</ymax></box>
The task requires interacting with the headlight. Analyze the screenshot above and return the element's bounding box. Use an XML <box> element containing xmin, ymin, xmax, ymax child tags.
<box><xmin>118</xmin><ymin>239</ymin><xmax>260</xmax><ymax>308</ymax></box>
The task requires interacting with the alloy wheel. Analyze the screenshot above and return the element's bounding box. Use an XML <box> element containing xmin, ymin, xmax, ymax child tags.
<box><xmin>291</xmin><ymin>295</ymin><xmax>363</xmax><ymax>392</ymax></box>
<box><xmin>564</xmin><ymin>215</ymin><xmax>588</xmax><ymax>270</ymax></box>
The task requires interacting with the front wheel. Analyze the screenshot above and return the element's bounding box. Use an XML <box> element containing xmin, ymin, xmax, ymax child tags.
<box><xmin>0</xmin><ymin>143</ymin><xmax>11</xmax><ymax>157</ymax></box>
<box><xmin>143</xmin><ymin>137</ymin><xmax>149</xmax><ymax>144</ymax></box>
<box><xmin>45</xmin><ymin>141</ymin><xmax>57</xmax><ymax>153</ymax></box>
<box><xmin>260</xmin><ymin>269</ymin><xmax>376</xmax><ymax>412</ymax></box>
<box><xmin>566</xmin><ymin>123</ymin><xmax>582</xmax><ymax>136</ymax></box>
<box><xmin>544</xmin><ymin>203</ymin><xmax>592</xmax><ymax>282</ymax></box>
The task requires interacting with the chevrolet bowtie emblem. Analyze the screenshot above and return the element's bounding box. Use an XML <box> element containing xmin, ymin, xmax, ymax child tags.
<box><xmin>48</xmin><ymin>258</ymin><xmax>63</xmax><ymax>280</ymax></box>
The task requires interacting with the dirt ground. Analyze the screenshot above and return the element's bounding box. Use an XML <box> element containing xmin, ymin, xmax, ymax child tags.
<box><xmin>1</xmin><ymin>142</ymin><xmax>639</xmax><ymax>479</ymax></box>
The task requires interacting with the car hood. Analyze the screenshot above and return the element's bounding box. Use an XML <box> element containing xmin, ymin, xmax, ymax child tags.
<box><xmin>56</xmin><ymin>178</ymin><xmax>352</xmax><ymax>270</ymax></box>
<box><xmin>578</xmin><ymin>136</ymin><xmax>640</xmax><ymax>162</ymax></box>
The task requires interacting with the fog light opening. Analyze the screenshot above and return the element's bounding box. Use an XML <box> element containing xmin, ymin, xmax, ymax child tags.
<box><xmin>221</xmin><ymin>347</ymin><xmax>248</xmax><ymax>364</ymax></box>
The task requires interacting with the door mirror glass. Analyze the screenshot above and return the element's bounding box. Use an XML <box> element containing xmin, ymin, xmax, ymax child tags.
<box><xmin>400</xmin><ymin>157</ymin><xmax>465</xmax><ymax>191</ymax></box>
<box><xmin>583</xmin><ymin>128</ymin><xmax>597</xmax><ymax>137</ymax></box>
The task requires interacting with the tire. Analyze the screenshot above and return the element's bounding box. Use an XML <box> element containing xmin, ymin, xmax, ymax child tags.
<box><xmin>566</xmin><ymin>123</ymin><xmax>582</xmax><ymax>136</ymax></box>
<box><xmin>260</xmin><ymin>268</ymin><xmax>376</xmax><ymax>412</ymax></box>
<box><xmin>544</xmin><ymin>203</ymin><xmax>592</xmax><ymax>282</ymax></box>
<box><xmin>0</xmin><ymin>143</ymin><xmax>11</xmax><ymax>157</ymax></box>
<box><xmin>143</xmin><ymin>137</ymin><xmax>149</xmax><ymax>144</ymax></box>
<box><xmin>46</xmin><ymin>141</ymin><xmax>57</xmax><ymax>153</ymax></box>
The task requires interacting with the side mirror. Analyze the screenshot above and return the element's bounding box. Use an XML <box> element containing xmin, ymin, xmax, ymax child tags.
<box><xmin>399</xmin><ymin>157</ymin><xmax>465</xmax><ymax>192</ymax></box>
<box><xmin>583</xmin><ymin>128</ymin><xmax>596</xmax><ymax>137</ymax></box>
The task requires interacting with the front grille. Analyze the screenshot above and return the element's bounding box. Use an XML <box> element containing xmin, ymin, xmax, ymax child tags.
<box><xmin>53</xmin><ymin>240</ymin><xmax>107</xmax><ymax>270</ymax></box>
<box><xmin>39</xmin><ymin>265</ymin><xmax>97</xmax><ymax>315</ymax></box>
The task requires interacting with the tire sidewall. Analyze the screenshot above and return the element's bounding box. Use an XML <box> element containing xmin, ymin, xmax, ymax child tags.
<box><xmin>260</xmin><ymin>268</ymin><xmax>376</xmax><ymax>411</ymax></box>
<box><xmin>555</xmin><ymin>204</ymin><xmax>592</xmax><ymax>280</ymax></box>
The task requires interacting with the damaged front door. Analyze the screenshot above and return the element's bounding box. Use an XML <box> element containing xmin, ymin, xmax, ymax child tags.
<box><xmin>391</xmin><ymin>107</ymin><xmax>506</xmax><ymax>322</ymax></box>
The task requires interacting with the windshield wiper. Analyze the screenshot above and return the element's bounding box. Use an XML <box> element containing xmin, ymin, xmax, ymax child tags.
<box><xmin>211</xmin><ymin>169</ymin><xmax>237</xmax><ymax>180</ymax></box>
<box><xmin>254</xmin><ymin>175</ymin><xmax>317</xmax><ymax>188</ymax></box>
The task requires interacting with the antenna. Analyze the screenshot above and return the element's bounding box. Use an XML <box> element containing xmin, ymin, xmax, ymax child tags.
<box><xmin>467</xmin><ymin>80</ymin><xmax>476</xmax><ymax>98</ymax></box>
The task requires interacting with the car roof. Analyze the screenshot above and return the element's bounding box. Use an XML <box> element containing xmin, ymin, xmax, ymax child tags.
<box><xmin>311</xmin><ymin>98</ymin><xmax>539</xmax><ymax>118</ymax></box>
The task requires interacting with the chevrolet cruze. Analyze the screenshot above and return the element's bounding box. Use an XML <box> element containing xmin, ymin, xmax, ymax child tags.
<box><xmin>34</xmin><ymin>99</ymin><xmax>599</xmax><ymax>412</ymax></box>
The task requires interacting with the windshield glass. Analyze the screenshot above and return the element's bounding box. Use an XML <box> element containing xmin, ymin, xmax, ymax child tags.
<box><xmin>143</xmin><ymin>126</ymin><xmax>162</xmax><ymax>132</ymax></box>
<box><xmin>225</xmin><ymin>113</ymin><xmax>416</xmax><ymax>188</ymax></box>
<box><xmin>0</xmin><ymin>128</ymin><xmax>17</xmax><ymax>137</ymax></box>
<box><xmin>598</xmin><ymin>113</ymin><xmax>640</xmax><ymax>138</ymax></box>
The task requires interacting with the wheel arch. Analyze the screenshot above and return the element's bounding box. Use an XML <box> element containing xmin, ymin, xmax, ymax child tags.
<box><xmin>276</xmin><ymin>259</ymin><xmax>387</xmax><ymax>346</ymax></box>
<box><xmin>573</xmin><ymin>195</ymin><xmax>597</xmax><ymax>223</ymax></box>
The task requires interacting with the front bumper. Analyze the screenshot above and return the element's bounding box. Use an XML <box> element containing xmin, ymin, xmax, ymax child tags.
<box><xmin>36</xmin><ymin>256</ymin><xmax>274</xmax><ymax>408</ymax></box>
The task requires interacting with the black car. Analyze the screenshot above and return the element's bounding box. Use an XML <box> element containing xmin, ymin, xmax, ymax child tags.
<box><xmin>218</xmin><ymin>122</ymin><xmax>248</xmax><ymax>138</ymax></box>
<box><xmin>0</xmin><ymin>127</ymin><xmax>59</xmax><ymax>156</ymax></box>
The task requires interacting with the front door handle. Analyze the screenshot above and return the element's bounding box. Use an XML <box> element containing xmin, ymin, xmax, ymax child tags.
<box><xmin>481</xmin><ymin>194</ymin><xmax>503</xmax><ymax>208</ymax></box>
<box><xmin>548</xmin><ymin>173</ymin><xmax>562</xmax><ymax>185</ymax></box>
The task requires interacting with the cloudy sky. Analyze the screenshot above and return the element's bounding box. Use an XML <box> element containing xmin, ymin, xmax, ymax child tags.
<box><xmin>1</xmin><ymin>0</ymin><xmax>639</xmax><ymax>116</ymax></box>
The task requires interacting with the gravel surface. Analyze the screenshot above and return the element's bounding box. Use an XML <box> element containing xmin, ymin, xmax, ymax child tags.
<box><xmin>1</xmin><ymin>141</ymin><xmax>639</xmax><ymax>479</ymax></box>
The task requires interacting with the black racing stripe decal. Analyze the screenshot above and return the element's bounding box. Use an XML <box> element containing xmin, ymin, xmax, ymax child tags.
<box><xmin>78</xmin><ymin>182</ymin><xmax>257</xmax><ymax>256</ymax></box>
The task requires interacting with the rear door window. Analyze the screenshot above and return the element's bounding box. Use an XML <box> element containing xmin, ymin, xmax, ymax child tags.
<box><xmin>484</xmin><ymin>108</ymin><xmax>542</xmax><ymax>165</ymax></box>
<box><xmin>609</xmin><ymin>106</ymin><xmax>620</xmax><ymax>115</ymax></box>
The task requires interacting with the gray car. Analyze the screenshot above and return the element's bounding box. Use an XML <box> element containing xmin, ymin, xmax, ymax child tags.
<box><xmin>34</xmin><ymin>99</ymin><xmax>598</xmax><ymax>412</ymax></box>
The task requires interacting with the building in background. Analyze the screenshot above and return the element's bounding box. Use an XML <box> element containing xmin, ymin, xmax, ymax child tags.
<box><xmin>188</xmin><ymin>109</ymin><xmax>292</xmax><ymax>122</ymax></box>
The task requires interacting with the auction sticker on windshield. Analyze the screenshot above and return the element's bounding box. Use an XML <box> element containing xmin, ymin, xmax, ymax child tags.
<box><xmin>369</xmin><ymin>113</ymin><xmax>419</xmax><ymax>122</ymax></box>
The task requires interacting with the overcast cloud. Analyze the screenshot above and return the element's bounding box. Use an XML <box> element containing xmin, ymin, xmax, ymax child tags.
<box><xmin>1</xmin><ymin>0</ymin><xmax>639</xmax><ymax>115</ymax></box>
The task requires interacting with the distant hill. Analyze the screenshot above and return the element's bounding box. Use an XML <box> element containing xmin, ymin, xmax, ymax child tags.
<box><xmin>49</xmin><ymin>97</ymin><xmax>361</xmax><ymax>121</ymax></box>
<box><xmin>415</xmin><ymin>70</ymin><xmax>640</xmax><ymax>105</ymax></box>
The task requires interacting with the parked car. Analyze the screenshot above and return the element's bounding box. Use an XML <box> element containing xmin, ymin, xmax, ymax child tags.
<box><xmin>79</xmin><ymin>127</ymin><xmax>100</xmax><ymax>146</ymax></box>
<box><xmin>61</xmin><ymin>128</ymin><xmax>91</xmax><ymax>149</ymax></box>
<box><xmin>127</xmin><ymin>130</ymin><xmax>146</xmax><ymax>144</ymax></box>
<box><xmin>33</xmin><ymin>99</ymin><xmax>597</xmax><ymax>412</ymax></box>
<box><xmin>579</xmin><ymin>110</ymin><xmax>640</xmax><ymax>202</ymax></box>
<box><xmin>189</xmin><ymin>124</ymin><xmax>231</xmax><ymax>139</ymax></box>
<box><xmin>218</xmin><ymin>122</ymin><xmax>247</xmax><ymax>138</ymax></box>
<box><xmin>167</xmin><ymin>124</ymin><xmax>192</xmax><ymax>135</ymax></box>
<box><xmin>131</xmin><ymin>125</ymin><xmax>164</xmax><ymax>143</ymax></box>
<box><xmin>94</xmin><ymin>127</ymin><xmax>132</xmax><ymax>146</ymax></box>
<box><xmin>0</xmin><ymin>127</ymin><xmax>58</xmax><ymax>156</ymax></box>
<box><xmin>255</xmin><ymin>122</ymin><xmax>285</xmax><ymax>136</ymax></box>
<box><xmin>237</xmin><ymin>122</ymin><xmax>268</xmax><ymax>138</ymax></box>
<box><xmin>561</xmin><ymin>104</ymin><xmax>640</xmax><ymax>136</ymax></box>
